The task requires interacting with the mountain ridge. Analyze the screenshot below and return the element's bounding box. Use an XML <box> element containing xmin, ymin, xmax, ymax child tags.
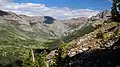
<box><xmin>0</xmin><ymin>9</ymin><xmax>90</xmax><ymax>40</ymax></box>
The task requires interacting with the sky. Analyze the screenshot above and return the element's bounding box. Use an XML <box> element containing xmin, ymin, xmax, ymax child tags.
<box><xmin>0</xmin><ymin>0</ymin><xmax>112</xmax><ymax>20</ymax></box>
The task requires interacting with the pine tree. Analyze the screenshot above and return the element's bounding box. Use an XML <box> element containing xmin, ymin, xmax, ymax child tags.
<box><xmin>111</xmin><ymin>1</ymin><xmax>119</xmax><ymax>20</ymax></box>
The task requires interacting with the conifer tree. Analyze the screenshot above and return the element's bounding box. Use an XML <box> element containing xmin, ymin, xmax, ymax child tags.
<box><xmin>111</xmin><ymin>0</ymin><xmax>120</xmax><ymax>21</ymax></box>
<box><xmin>111</xmin><ymin>1</ymin><xmax>119</xmax><ymax>20</ymax></box>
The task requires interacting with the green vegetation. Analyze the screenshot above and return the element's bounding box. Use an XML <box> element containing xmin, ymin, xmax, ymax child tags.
<box><xmin>50</xmin><ymin>44</ymin><xmax>70</xmax><ymax>67</ymax></box>
<box><xmin>22</xmin><ymin>51</ymin><xmax>47</xmax><ymax>67</ymax></box>
<box><xmin>36</xmin><ymin>53</ymin><xmax>47</xmax><ymax>67</ymax></box>
<box><xmin>96</xmin><ymin>30</ymin><xmax>104</xmax><ymax>39</ymax></box>
<box><xmin>111</xmin><ymin>1</ymin><xmax>119</xmax><ymax>19</ymax></box>
<box><xmin>0</xmin><ymin>23</ymin><xmax>49</xmax><ymax>67</ymax></box>
<box><xmin>111</xmin><ymin>0</ymin><xmax>120</xmax><ymax>21</ymax></box>
<box><xmin>46</xmin><ymin>23</ymin><xmax>95</xmax><ymax>50</ymax></box>
<box><xmin>0</xmin><ymin>0</ymin><xmax>120</xmax><ymax>67</ymax></box>
<box><xmin>96</xmin><ymin>30</ymin><xmax>114</xmax><ymax>40</ymax></box>
<box><xmin>61</xmin><ymin>23</ymin><xmax>94</xmax><ymax>43</ymax></box>
<box><xmin>115</xmin><ymin>28</ymin><xmax>120</xmax><ymax>36</ymax></box>
<box><xmin>22</xmin><ymin>52</ymin><xmax>38</xmax><ymax>67</ymax></box>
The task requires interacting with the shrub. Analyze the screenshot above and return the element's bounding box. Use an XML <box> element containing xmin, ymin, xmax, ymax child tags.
<box><xmin>22</xmin><ymin>52</ymin><xmax>38</xmax><ymax>67</ymax></box>
<box><xmin>37</xmin><ymin>53</ymin><xmax>47</xmax><ymax>67</ymax></box>
<box><xmin>96</xmin><ymin>30</ymin><xmax>104</xmax><ymax>39</ymax></box>
<box><xmin>50</xmin><ymin>44</ymin><xmax>70</xmax><ymax>67</ymax></box>
<box><xmin>103</xmin><ymin>33</ymin><xmax>112</xmax><ymax>40</ymax></box>
<box><xmin>114</xmin><ymin>29</ymin><xmax>120</xmax><ymax>36</ymax></box>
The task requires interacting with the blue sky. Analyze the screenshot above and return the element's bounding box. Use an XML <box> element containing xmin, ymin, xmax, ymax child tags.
<box><xmin>13</xmin><ymin>0</ymin><xmax>111</xmax><ymax>11</ymax></box>
<box><xmin>0</xmin><ymin>0</ymin><xmax>112</xmax><ymax>19</ymax></box>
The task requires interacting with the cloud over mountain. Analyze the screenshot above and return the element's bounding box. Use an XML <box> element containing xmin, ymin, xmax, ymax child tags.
<box><xmin>0</xmin><ymin>1</ymin><xmax>99</xmax><ymax>19</ymax></box>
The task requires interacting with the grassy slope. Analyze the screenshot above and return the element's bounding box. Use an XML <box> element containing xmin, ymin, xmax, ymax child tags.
<box><xmin>0</xmin><ymin>19</ymin><xmax>94</xmax><ymax>65</ymax></box>
<box><xmin>0</xmin><ymin>22</ymin><xmax>51</xmax><ymax>64</ymax></box>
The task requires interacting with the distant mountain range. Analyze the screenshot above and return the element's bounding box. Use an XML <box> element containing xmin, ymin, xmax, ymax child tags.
<box><xmin>0</xmin><ymin>10</ymin><xmax>89</xmax><ymax>42</ymax></box>
<box><xmin>0</xmin><ymin>10</ymin><xmax>111</xmax><ymax>48</ymax></box>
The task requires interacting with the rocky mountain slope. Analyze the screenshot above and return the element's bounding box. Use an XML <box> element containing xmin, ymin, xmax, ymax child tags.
<box><xmin>67</xmin><ymin>10</ymin><xmax>112</xmax><ymax>57</ymax></box>
<box><xmin>67</xmin><ymin>22</ymin><xmax>120</xmax><ymax>67</ymax></box>
<box><xmin>45</xmin><ymin>10</ymin><xmax>120</xmax><ymax>67</ymax></box>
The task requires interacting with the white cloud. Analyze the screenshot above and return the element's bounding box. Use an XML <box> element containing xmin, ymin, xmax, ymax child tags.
<box><xmin>0</xmin><ymin>2</ymin><xmax>99</xmax><ymax>20</ymax></box>
<box><xmin>0</xmin><ymin>0</ymin><xmax>9</xmax><ymax>3</ymax></box>
<box><xmin>0</xmin><ymin>0</ymin><xmax>10</xmax><ymax>5</ymax></box>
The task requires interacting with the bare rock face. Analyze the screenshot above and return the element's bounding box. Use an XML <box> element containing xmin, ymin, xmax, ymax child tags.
<box><xmin>63</xmin><ymin>17</ymin><xmax>88</xmax><ymax>26</ymax></box>
<box><xmin>0</xmin><ymin>10</ymin><xmax>10</xmax><ymax>16</ymax></box>
<box><xmin>90</xmin><ymin>10</ymin><xmax>111</xmax><ymax>21</ymax></box>
<box><xmin>89</xmin><ymin>10</ymin><xmax>111</xmax><ymax>28</ymax></box>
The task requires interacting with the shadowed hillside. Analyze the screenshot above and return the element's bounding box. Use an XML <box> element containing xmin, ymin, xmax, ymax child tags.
<box><xmin>69</xmin><ymin>38</ymin><xmax>120</xmax><ymax>67</ymax></box>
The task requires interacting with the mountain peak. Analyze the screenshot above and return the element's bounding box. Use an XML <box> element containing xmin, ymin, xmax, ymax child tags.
<box><xmin>90</xmin><ymin>10</ymin><xmax>111</xmax><ymax>21</ymax></box>
<box><xmin>0</xmin><ymin>10</ymin><xmax>10</xmax><ymax>16</ymax></box>
<box><xmin>44</xmin><ymin>16</ymin><xmax>55</xmax><ymax>24</ymax></box>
